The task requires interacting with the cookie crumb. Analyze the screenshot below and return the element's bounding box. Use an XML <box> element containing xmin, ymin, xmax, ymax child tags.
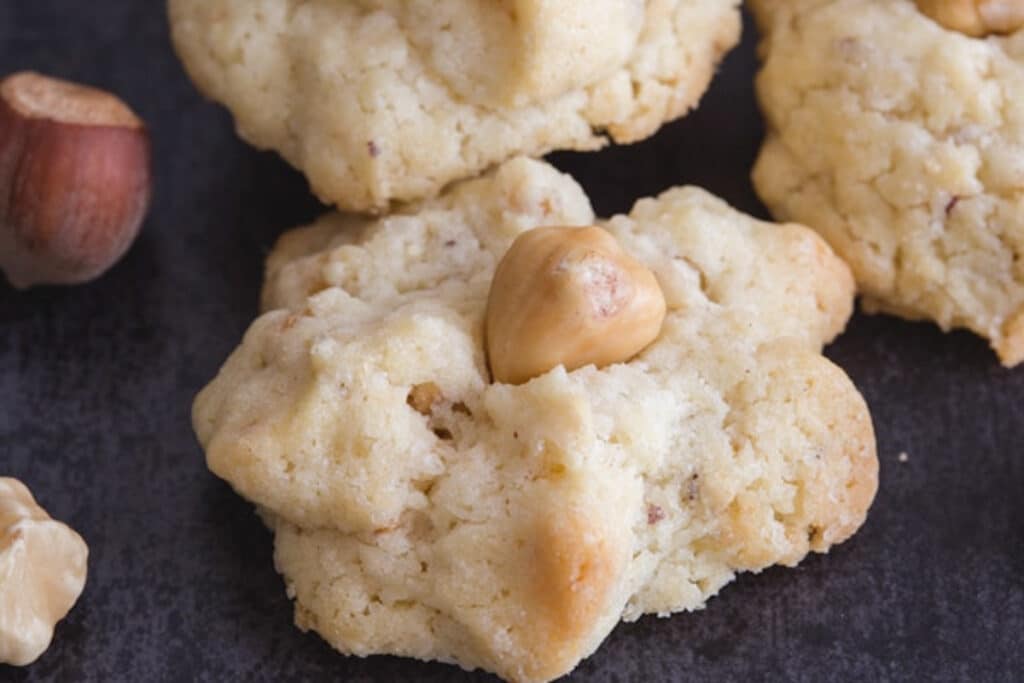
<box><xmin>898</xmin><ymin>451</ymin><xmax>909</xmax><ymax>463</ymax></box>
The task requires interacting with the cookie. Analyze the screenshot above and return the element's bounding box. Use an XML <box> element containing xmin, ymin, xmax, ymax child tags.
<box><xmin>168</xmin><ymin>0</ymin><xmax>741</xmax><ymax>212</ymax></box>
<box><xmin>193</xmin><ymin>158</ymin><xmax>878</xmax><ymax>682</ymax></box>
<box><xmin>752</xmin><ymin>0</ymin><xmax>1024</xmax><ymax>365</ymax></box>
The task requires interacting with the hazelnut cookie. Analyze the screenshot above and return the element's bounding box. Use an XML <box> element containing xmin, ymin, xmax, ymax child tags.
<box><xmin>193</xmin><ymin>158</ymin><xmax>877</xmax><ymax>682</ymax></box>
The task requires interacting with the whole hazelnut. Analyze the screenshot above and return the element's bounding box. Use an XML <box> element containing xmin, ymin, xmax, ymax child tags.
<box><xmin>0</xmin><ymin>477</ymin><xmax>88</xmax><ymax>666</ymax></box>
<box><xmin>0</xmin><ymin>71</ymin><xmax>152</xmax><ymax>289</ymax></box>
<box><xmin>486</xmin><ymin>226</ymin><xmax>666</xmax><ymax>385</ymax></box>
<box><xmin>916</xmin><ymin>0</ymin><xmax>1024</xmax><ymax>36</ymax></box>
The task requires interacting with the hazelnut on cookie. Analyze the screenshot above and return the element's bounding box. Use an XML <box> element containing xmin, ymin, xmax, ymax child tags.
<box><xmin>193</xmin><ymin>158</ymin><xmax>878</xmax><ymax>682</ymax></box>
<box><xmin>168</xmin><ymin>0</ymin><xmax>741</xmax><ymax>212</ymax></box>
<box><xmin>753</xmin><ymin>0</ymin><xmax>1024</xmax><ymax>365</ymax></box>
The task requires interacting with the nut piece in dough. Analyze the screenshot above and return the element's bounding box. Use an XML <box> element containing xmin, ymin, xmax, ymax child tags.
<box><xmin>752</xmin><ymin>0</ymin><xmax>1024</xmax><ymax>365</ymax></box>
<box><xmin>194</xmin><ymin>158</ymin><xmax>876</xmax><ymax>682</ymax></box>
<box><xmin>486</xmin><ymin>226</ymin><xmax>666</xmax><ymax>385</ymax></box>
<box><xmin>915</xmin><ymin>0</ymin><xmax>1024</xmax><ymax>36</ymax></box>
<box><xmin>0</xmin><ymin>477</ymin><xmax>88</xmax><ymax>667</ymax></box>
<box><xmin>168</xmin><ymin>0</ymin><xmax>741</xmax><ymax>211</ymax></box>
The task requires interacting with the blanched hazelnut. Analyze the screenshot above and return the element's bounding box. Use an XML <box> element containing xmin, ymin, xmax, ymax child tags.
<box><xmin>0</xmin><ymin>71</ymin><xmax>152</xmax><ymax>289</ymax></box>
<box><xmin>486</xmin><ymin>226</ymin><xmax>666</xmax><ymax>385</ymax></box>
<box><xmin>916</xmin><ymin>0</ymin><xmax>1024</xmax><ymax>36</ymax></box>
<box><xmin>0</xmin><ymin>477</ymin><xmax>88</xmax><ymax>666</ymax></box>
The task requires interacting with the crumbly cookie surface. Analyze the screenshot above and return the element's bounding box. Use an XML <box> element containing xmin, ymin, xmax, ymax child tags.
<box><xmin>193</xmin><ymin>158</ymin><xmax>877</xmax><ymax>683</ymax></box>
<box><xmin>168</xmin><ymin>0</ymin><xmax>740</xmax><ymax>212</ymax></box>
<box><xmin>753</xmin><ymin>0</ymin><xmax>1024</xmax><ymax>365</ymax></box>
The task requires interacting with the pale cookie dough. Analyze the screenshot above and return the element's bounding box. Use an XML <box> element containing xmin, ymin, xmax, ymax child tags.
<box><xmin>193</xmin><ymin>158</ymin><xmax>878</xmax><ymax>683</ymax></box>
<box><xmin>168</xmin><ymin>0</ymin><xmax>741</xmax><ymax>212</ymax></box>
<box><xmin>753</xmin><ymin>0</ymin><xmax>1024</xmax><ymax>366</ymax></box>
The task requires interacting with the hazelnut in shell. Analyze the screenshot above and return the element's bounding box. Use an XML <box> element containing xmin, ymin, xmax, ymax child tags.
<box><xmin>0</xmin><ymin>71</ymin><xmax>152</xmax><ymax>289</ymax></box>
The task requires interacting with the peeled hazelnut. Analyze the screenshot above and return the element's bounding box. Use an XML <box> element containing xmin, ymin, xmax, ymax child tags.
<box><xmin>486</xmin><ymin>226</ymin><xmax>666</xmax><ymax>385</ymax></box>
<box><xmin>916</xmin><ymin>0</ymin><xmax>1024</xmax><ymax>36</ymax></box>
<box><xmin>0</xmin><ymin>477</ymin><xmax>88</xmax><ymax>666</ymax></box>
<box><xmin>0</xmin><ymin>71</ymin><xmax>151</xmax><ymax>289</ymax></box>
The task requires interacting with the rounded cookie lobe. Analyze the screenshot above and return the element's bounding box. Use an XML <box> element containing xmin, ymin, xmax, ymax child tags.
<box><xmin>168</xmin><ymin>0</ymin><xmax>740</xmax><ymax>211</ymax></box>
<box><xmin>717</xmin><ymin>344</ymin><xmax>877</xmax><ymax>570</ymax></box>
<box><xmin>401</xmin><ymin>0</ymin><xmax>646</xmax><ymax>108</ymax></box>
<box><xmin>605</xmin><ymin>186</ymin><xmax>855</xmax><ymax>349</ymax></box>
<box><xmin>269</xmin><ymin>377</ymin><xmax>641</xmax><ymax>683</ymax></box>
<box><xmin>519</xmin><ymin>512</ymin><xmax>627</xmax><ymax>679</ymax></box>
<box><xmin>754</xmin><ymin>0</ymin><xmax>1024</xmax><ymax>365</ymax></box>
<box><xmin>195</xmin><ymin>158</ymin><xmax>875</xmax><ymax>681</ymax></box>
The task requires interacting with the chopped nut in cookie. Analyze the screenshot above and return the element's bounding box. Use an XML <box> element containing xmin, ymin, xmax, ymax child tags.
<box><xmin>407</xmin><ymin>382</ymin><xmax>443</xmax><ymax>416</ymax></box>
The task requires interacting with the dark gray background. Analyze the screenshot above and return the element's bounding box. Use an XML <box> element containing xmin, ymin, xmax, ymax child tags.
<box><xmin>2</xmin><ymin>4</ymin><xmax>1021</xmax><ymax>682</ymax></box>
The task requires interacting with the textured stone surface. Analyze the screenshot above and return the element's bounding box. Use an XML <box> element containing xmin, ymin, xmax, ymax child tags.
<box><xmin>0</xmin><ymin>4</ymin><xmax>1022</xmax><ymax>682</ymax></box>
